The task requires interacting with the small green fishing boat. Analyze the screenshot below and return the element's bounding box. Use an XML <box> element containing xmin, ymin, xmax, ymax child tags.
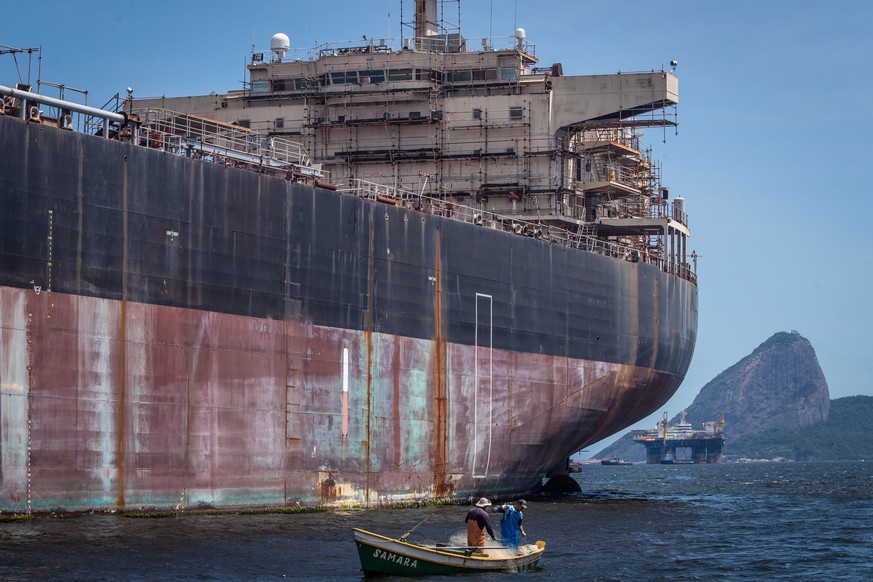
<box><xmin>353</xmin><ymin>528</ymin><xmax>545</xmax><ymax>576</ymax></box>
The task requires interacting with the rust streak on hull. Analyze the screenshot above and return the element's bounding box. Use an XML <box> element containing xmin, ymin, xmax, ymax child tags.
<box><xmin>364</xmin><ymin>217</ymin><xmax>375</xmax><ymax>504</ymax></box>
<box><xmin>432</xmin><ymin>231</ymin><xmax>450</xmax><ymax>498</ymax></box>
<box><xmin>116</xmin><ymin>154</ymin><xmax>128</xmax><ymax>509</ymax></box>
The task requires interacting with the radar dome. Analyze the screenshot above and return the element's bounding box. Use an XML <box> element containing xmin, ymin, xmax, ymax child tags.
<box><xmin>515</xmin><ymin>28</ymin><xmax>526</xmax><ymax>49</ymax></box>
<box><xmin>271</xmin><ymin>33</ymin><xmax>290</xmax><ymax>60</ymax></box>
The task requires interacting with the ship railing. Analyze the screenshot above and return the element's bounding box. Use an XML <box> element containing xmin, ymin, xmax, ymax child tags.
<box><xmin>596</xmin><ymin>199</ymin><xmax>688</xmax><ymax>227</ymax></box>
<box><xmin>250</xmin><ymin>34</ymin><xmax>535</xmax><ymax>64</ymax></box>
<box><xmin>132</xmin><ymin>108</ymin><xmax>325</xmax><ymax>179</ymax></box>
<box><xmin>578</xmin><ymin>163</ymin><xmax>650</xmax><ymax>191</ymax></box>
<box><xmin>1</xmin><ymin>82</ymin><xmax>126</xmax><ymax>137</ymax></box>
<box><xmin>614</xmin><ymin>165</ymin><xmax>649</xmax><ymax>190</ymax></box>
<box><xmin>596</xmin><ymin>200</ymin><xmax>645</xmax><ymax>220</ymax></box>
<box><xmin>79</xmin><ymin>92</ymin><xmax>128</xmax><ymax>135</ymax></box>
<box><xmin>578</xmin><ymin>127</ymin><xmax>641</xmax><ymax>152</ymax></box>
<box><xmin>651</xmin><ymin>199</ymin><xmax>687</xmax><ymax>225</ymax></box>
<box><xmin>342</xmin><ymin>179</ymin><xmax>695</xmax><ymax>283</ymax></box>
<box><xmin>0</xmin><ymin>87</ymin><xmax>328</xmax><ymax>180</ymax></box>
<box><xmin>343</xmin><ymin>178</ymin><xmax>418</xmax><ymax>204</ymax></box>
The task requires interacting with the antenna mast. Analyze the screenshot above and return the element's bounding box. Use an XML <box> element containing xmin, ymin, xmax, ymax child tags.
<box><xmin>401</xmin><ymin>0</ymin><xmax>461</xmax><ymax>48</ymax></box>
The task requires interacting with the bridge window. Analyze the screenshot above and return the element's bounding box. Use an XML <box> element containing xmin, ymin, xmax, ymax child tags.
<box><xmin>359</xmin><ymin>69</ymin><xmax>385</xmax><ymax>83</ymax></box>
<box><xmin>330</xmin><ymin>71</ymin><xmax>359</xmax><ymax>84</ymax></box>
<box><xmin>388</xmin><ymin>69</ymin><xmax>413</xmax><ymax>81</ymax></box>
<box><xmin>251</xmin><ymin>80</ymin><xmax>270</xmax><ymax>93</ymax></box>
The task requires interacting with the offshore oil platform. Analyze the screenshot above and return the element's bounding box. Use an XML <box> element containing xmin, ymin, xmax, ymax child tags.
<box><xmin>632</xmin><ymin>411</ymin><xmax>725</xmax><ymax>464</ymax></box>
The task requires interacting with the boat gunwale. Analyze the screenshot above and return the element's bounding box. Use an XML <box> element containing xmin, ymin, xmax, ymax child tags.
<box><xmin>352</xmin><ymin>527</ymin><xmax>545</xmax><ymax>568</ymax></box>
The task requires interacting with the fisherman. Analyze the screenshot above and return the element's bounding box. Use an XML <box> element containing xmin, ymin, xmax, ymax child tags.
<box><xmin>492</xmin><ymin>499</ymin><xmax>527</xmax><ymax>549</ymax></box>
<box><xmin>465</xmin><ymin>498</ymin><xmax>496</xmax><ymax>548</ymax></box>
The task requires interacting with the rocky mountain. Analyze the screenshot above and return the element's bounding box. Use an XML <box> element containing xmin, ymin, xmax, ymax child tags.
<box><xmin>683</xmin><ymin>331</ymin><xmax>830</xmax><ymax>441</ymax></box>
<box><xmin>595</xmin><ymin>331</ymin><xmax>831</xmax><ymax>460</ymax></box>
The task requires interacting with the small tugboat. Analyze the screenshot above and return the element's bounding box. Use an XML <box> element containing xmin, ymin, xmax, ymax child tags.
<box><xmin>353</xmin><ymin>528</ymin><xmax>545</xmax><ymax>576</ymax></box>
<box><xmin>600</xmin><ymin>454</ymin><xmax>633</xmax><ymax>466</ymax></box>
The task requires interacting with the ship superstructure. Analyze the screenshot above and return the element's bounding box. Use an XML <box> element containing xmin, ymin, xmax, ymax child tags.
<box><xmin>135</xmin><ymin>0</ymin><xmax>692</xmax><ymax>283</ymax></box>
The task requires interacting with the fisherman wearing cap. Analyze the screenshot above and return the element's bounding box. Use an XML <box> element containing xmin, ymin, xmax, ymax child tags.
<box><xmin>465</xmin><ymin>498</ymin><xmax>496</xmax><ymax>548</ymax></box>
<box><xmin>492</xmin><ymin>499</ymin><xmax>527</xmax><ymax>549</ymax></box>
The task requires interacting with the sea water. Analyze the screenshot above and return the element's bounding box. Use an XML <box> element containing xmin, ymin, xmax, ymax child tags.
<box><xmin>1</xmin><ymin>461</ymin><xmax>870</xmax><ymax>581</ymax></box>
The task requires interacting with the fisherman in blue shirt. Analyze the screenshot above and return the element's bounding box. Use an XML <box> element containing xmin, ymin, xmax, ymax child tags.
<box><xmin>492</xmin><ymin>499</ymin><xmax>527</xmax><ymax>549</ymax></box>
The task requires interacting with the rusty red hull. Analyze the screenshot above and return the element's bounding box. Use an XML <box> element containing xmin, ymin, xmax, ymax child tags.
<box><xmin>0</xmin><ymin>115</ymin><xmax>697</xmax><ymax>513</ymax></box>
<box><xmin>1</xmin><ymin>287</ymin><xmax>686</xmax><ymax>512</ymax></box>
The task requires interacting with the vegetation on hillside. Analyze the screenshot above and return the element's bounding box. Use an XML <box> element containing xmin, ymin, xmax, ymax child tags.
<box><xmin>726</xmin><ymin>396</ymin><xmax>873</xmax><ymax>460</ymax></box>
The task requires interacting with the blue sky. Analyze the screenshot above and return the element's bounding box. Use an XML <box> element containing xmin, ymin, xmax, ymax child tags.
<box><xmin>3</xmin><ymin>1</ymin><xmax>872</xmax><ymax>454</ymax></box>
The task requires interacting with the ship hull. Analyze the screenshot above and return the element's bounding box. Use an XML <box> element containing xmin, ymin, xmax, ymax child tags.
<box><xmin>0</xmin><ymin>115</ymin><xmax>697</xmax><ymax>513</ymax></box>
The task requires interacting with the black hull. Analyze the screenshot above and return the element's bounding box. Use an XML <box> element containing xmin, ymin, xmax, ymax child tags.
<box><xmin>0</xmin><ymin>115</ymin><xmax>697</xmax><ymax>513</ymax></box>
<box><xmin>1</xmin><ymin>115</ymin><xmax>696</xmax><ymax>371</ymax></box>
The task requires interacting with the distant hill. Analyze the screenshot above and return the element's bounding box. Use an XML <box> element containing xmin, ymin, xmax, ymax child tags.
<box><xmin>595</xmin><ymin>331</ymin><xmax>844</xmax><ymax>461</ymax></box>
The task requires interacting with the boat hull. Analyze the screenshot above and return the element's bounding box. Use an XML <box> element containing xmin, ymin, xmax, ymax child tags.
<box><xmin>353</xmin><ymin>528</ymin><xmax>544</xmax><ymax>576</ymax></box>
<box><xmin>0</xmin><ymin>114</ymin><xmax>697</xmax><ymax>513</ymax></box>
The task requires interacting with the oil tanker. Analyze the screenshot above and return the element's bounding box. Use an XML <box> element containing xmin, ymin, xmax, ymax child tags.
<box><xmin>0</xmin><ymin>1</ymin><xmax>697</xmax><ymax>514</ymax></box>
